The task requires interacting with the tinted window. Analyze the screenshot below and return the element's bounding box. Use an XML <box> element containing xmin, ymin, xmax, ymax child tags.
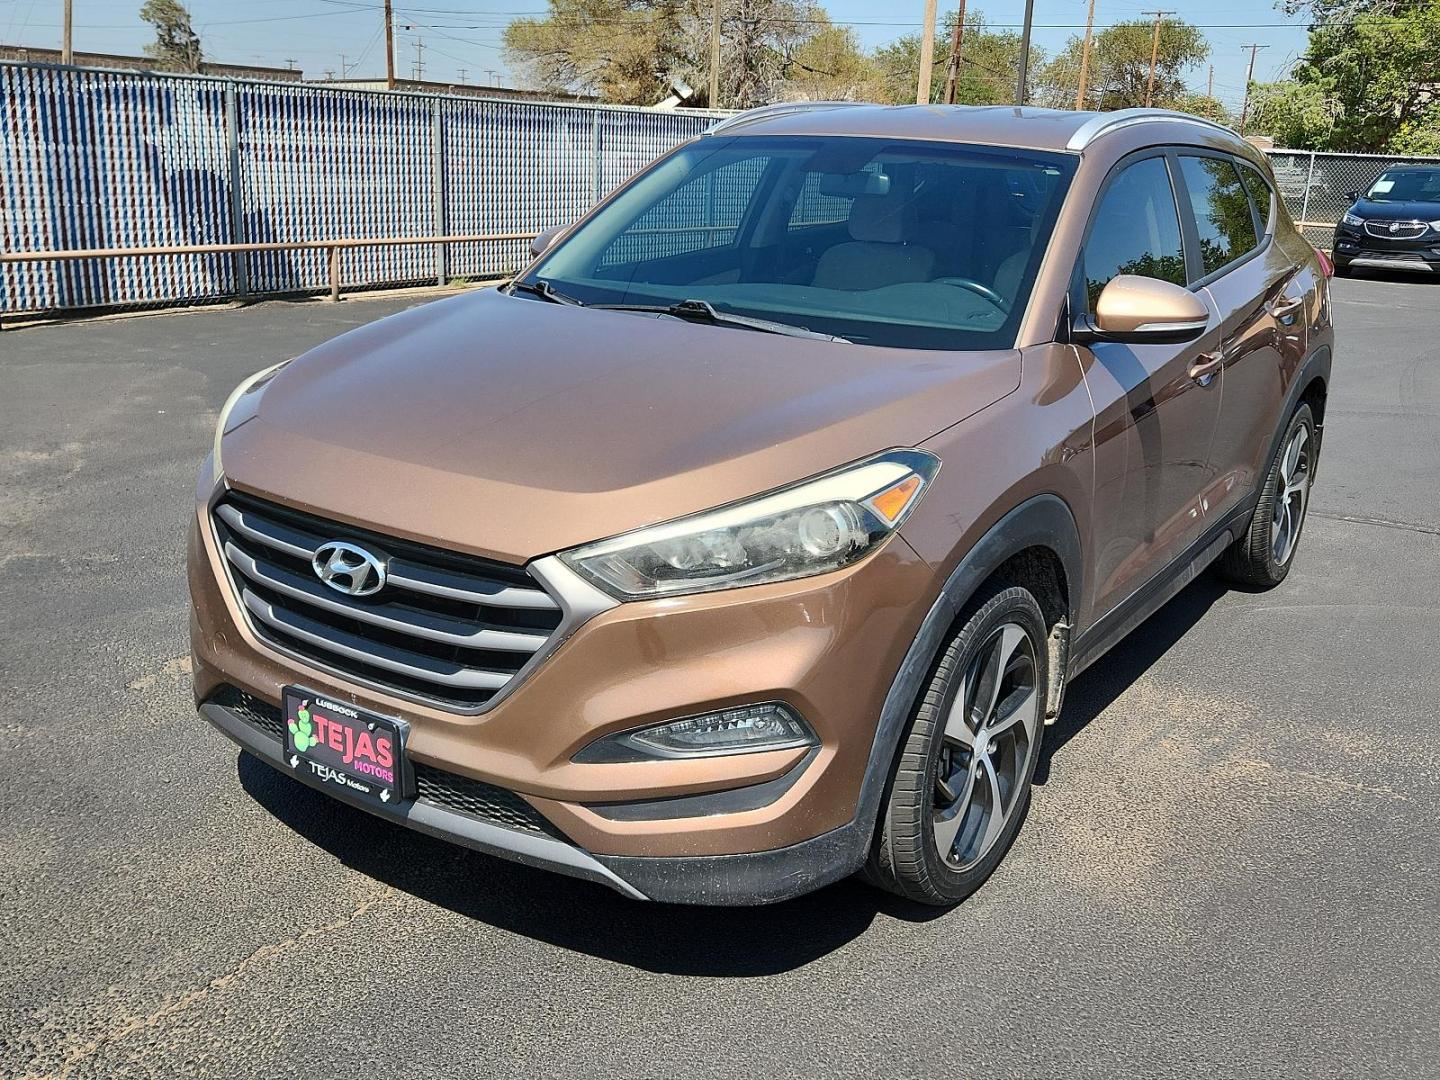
<box><xmin>1178</xmin><ymin>155</ymin><xmax>1260</xmax><ymax>278</ymax></box>
<box><xmin>1082</xmin><ymin>156</ymin><xmax>1186</xmax><ymax>309</ymax></box>
<box><xmin>528</xmin><ymin>136</ymin><xmax>1077</xmax><ymax>351</ymax></box>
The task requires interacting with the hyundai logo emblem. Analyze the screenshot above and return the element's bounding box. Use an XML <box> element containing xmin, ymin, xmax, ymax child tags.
<box><xmin>312</xmin><ymin>541</ymin><xmax>387</xmax><ymax>597</ymax></box>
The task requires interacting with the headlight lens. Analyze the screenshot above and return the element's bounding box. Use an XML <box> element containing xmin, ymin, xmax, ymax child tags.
<box><xmin>559</xmin><ymin>449</ymin><xmax>940</xmax><ymax>600</ymax></box>
<box><xmin>1342</xmin><ymin>211</ymin><xmax>1364</xmax><ymax>227</ymax></box>
<box><xmin>208</xmin><ymin>360</ymin><xmax>291</xmax><ymax>486</ymax></box>
<box><xmin>1430</xmin><ymin>219</ymin><xmax>1440</xmax><ymax>232</ymax></box>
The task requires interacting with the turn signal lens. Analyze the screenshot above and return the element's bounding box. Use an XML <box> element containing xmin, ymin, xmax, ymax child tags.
<box><xmin>865</xmin><ymin>474</ymin><xmax>923</xmax><ymax>523</ymax></box>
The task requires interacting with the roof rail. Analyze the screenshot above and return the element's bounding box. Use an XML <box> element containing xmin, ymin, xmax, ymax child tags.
<box><xmin>705</xmin><ymin>100</ymin><xmax>867</xmax><ymax>136</ymax></box>
<box><xmin>1066</xmin><ymin>108</ymin><xmax>1239</xmax><ymax>151</ymax></box>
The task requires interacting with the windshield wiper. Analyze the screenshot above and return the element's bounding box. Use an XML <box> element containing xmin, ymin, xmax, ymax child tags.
<box><xmin>507</xmin><ymin>278</ymin><xmax>584</xmax><ymax>306</ymax></box>
<box><xmin>591</xmin><ymin>298</ymin><xmax>850</xmax><ymax>343</ymax></box>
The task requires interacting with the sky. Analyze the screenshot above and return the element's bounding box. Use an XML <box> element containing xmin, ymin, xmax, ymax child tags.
<box><xmin>0</xmin><ymin>0</ymin><xmax>1310</xmax><ymax>112</ymax></box>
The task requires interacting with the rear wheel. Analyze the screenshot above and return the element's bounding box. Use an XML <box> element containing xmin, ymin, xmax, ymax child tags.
<box><xmin>865</xmin><ymin>584</ymin><xmax>1047</xmax><ymax>906</ymax></box>
<box><xmin>1219</xmin><ymin>403</ymin><xmax>1316</xmax><ymax>588</ymax></box>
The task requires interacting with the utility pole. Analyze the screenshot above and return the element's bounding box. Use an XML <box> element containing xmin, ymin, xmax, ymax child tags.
<box><xmin>61</xmin><ymin>0</ymin><xmax>73</xmax><ymax>65</ymax></box>
<box><xmin>1074</xmin><ymin>0</ymin><xmax>1096</xmax><ymax>111</ymax></box>
<box><xmin>1140</xmin><ymin>10</ymin><xmax>1175</xmax><ymax>106</ymax></box>
<box><xmin>1015</xmin><ymin>0</ymin><xmax>1035</xmax><ymax>105</ymax></box>
<box><xmin>1141</xmin><ymin>10</ymin><xmax>1175</xmax><ymax>108</ymax></box>
<box><xmin>412</xmin><ymin>38</ymin><xmax>425</xmax><ymax>82</ymax></box>
<box><xmin>1238</xmin><ymin>43</ymin><xmax>1269</xmax><ymax>135</ymax></box>
<box><xmin>709</xmin><ymin>0</ymin><xmax>722</xmax><ymax>108</ymax></box>
<box><xmin>942</xmin><ymin>0</ymin><xmax>967</xmax><ymax>105</ymax></box>
<box><xmin>457</xmin><ymin>68</ymin><xmax>468</xmax><ymax>85</ymax></box>
<box><xmin>917</xmin><ymin>0</ymin><xmax>938</xmax><ymax>104</ymax></box>
<box><xmin>284</xmin><ymin>58</ymin><xmax>297</xmax><ymax>71</ymax></box>
<box><xmin>384</xmin><ymin>0</ymin><xmax>396</xmax><ymax>90</ymax></box>
<box><xmin>1206</xmin><ymin>64</ymin><xmax>1214</xmax><ymax>99</ymax></box>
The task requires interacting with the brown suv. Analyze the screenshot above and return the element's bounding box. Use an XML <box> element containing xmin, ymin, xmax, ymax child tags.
<box><xmin>190</xmin><ymin>105</ymin><xmax>1333</xmax><ymax>906</ymax></box>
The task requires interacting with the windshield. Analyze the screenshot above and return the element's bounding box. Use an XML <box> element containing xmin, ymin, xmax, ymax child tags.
<box><xmin>1366</xmin><ymin>168</ymin><xmax>1440</xmax><ymax>203</ymax></box>
<box><xmin>521</xmin><ymin>135</ymin><xmax>1076</xmax><ymax>351</ymax></box>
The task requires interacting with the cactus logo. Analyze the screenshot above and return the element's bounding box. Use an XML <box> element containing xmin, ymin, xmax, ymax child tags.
<box><xmin>289</xmin><ymin>700</ymin><xmax>319</xmax><ymax>753</ymax></box>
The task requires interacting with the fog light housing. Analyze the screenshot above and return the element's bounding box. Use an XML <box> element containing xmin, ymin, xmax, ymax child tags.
<box><xmin>575</xmin><ymin>702</ymin><xmax>816</xmax><ymax>762</ymax></box>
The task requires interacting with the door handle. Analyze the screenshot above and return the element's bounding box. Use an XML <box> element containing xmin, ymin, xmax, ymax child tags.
<box><xmin>1269</xmin><ymin>294</ymin><xmax>1305</xmax><ymax>320</ymax></box>
<box><xmin>1188</xmin><ymin>352</ymin><xmax>1224</xmax><ymax>385</ymax></box>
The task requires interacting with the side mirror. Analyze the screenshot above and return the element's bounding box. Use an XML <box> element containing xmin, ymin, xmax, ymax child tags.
<box><xmin>1073</xmin><ymin>275</ymin><xmax>1209</xmax><ymax>345</ymax></box>
<box><xmin>1345</xmin><ymin>191</ymin><xmax>1361</xmax><ymax>202</ymax></box>
<box><xmin>530</xmin><ymin>224</ymin><xmax>568</xmax><ymax>259</ymax></box>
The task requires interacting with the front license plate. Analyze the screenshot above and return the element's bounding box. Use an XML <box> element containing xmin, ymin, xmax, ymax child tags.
<box><xmin>282</xmin><ymin>687</ymin><xmax>410</xmax><ymax>809</ymax></box>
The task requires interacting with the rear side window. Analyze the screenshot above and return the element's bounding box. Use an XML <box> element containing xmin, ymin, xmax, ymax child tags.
<box><xmin>1082</xmin><ymin>156</ymin><xmax>1187</xmax><ymax>308</ymax></box>
<box><xmin>1178</xmin><ymin>155</ymin><xmax>1260</xmax><ymax>278</ymax></box>
<box><xmin>1238</xmin><ymin>164</ymin><xmax>1274</xmax><ymax>233</ymax></box>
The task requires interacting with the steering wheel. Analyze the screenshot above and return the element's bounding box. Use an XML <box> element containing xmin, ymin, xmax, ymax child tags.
<box><xmin>934</xmin><ymin>277</ymin><xmax>1009</xmax><ymax>311</ymax></box>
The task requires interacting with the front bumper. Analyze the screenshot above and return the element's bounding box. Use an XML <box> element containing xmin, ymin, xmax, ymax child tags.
<box><xmin>200</xmin><ymin>687</ymin><xmax>864</xmax><ymax>903</ymax></box>
<box><xmin>189</xmin><ymin>484</ymin><xmax>938</xmax><ymax>899</ymax></box>
<box><xmin>1332</xmin><ymin>224</ymin><xmax>1440</xmax><ymax>271</ymax></box>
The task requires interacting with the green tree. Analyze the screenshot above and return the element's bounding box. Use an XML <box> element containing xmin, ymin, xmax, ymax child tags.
<box><xmin>1034</xmin><ymin>18</ymin><xmax>1207</xmax><ymax>111</ymax></box>
<box><xmin>1247</xmin><ymin>80</ymin><xmax>1335</xmax><ymax>149</ymax></box>
<box><xmin>140</xmin><ymin>0</ymin><xmax>202</xmax><ymax>73</ymax></box>
<box><xmin>503</xmin><ymin>0</ymin><xmax>837</xmax><ymax>107</ymax></box>
<box><xmin>1250</xmin><ymin>0</ymin><xmax>1440</xmax><ymax>151</ymax></box>
<box><xmin>872</xmin><ymin>10</ymin><xmax>1035</xmax><ymax>105</ymax></box>
<box><xmin>783</xmin><ymin>22</ymin><xmax>884</xmax><ymax>101</ymax></box>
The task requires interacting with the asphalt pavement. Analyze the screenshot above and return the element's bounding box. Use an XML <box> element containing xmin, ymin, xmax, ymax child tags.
<box><xmin>1</xmin><ymin>276</ymin><xmax>1437</xmax><ymax>1079</ymax></box>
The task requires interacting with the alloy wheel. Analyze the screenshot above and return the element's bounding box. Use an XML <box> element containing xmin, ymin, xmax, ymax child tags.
<box><xmin>933</xmin><ymin>622</ymin><xmax>1040</xmax><ymax>870</ymax></box>
<box><xmin>1271</xmin><ymin>424</ymin><xmax>1312</xmax><ymax>566</ymax></box>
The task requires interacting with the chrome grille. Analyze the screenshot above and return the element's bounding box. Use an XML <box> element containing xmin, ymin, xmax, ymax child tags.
<box><xmin>212</xmin><ymin>493</ymin><xmax>565</xmax><ymax>710</ymax></box>
<box><xmin>1363</xmin><ymin>220</ymin><xmax>1427</xmax><ymax>240</ymax></box>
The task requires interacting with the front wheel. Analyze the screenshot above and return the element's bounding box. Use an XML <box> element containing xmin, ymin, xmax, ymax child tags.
<box><xmin>865</xmin><ymin>584</ymin><xmax>1048</xmax><ymax>906</ymax></box>
<box><xmin>1218</xmin><ymin>403</ymin><xmax>1316</xmax><ymax>588</ymax></box>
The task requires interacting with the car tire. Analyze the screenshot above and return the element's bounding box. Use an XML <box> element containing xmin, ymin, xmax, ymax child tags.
<box><xmin>864</xmin><ymin>583</ymin><xmax>1048</xmax><ymax>906</ymax></box>
<box><xmin>1218</xmin><ymin>403</ymin><xmax>1316</xmax><ymax>589</ymax></box>
<box><xmin>1332</xmin><ymin>258</ymin><xmax>1351</xmax><ymax>277</ymax></box>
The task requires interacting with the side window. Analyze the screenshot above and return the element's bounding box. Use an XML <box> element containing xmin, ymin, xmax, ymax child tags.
<box><xmin>1238</xmin><ymin>163</ymin><xmax>1274</xmax><ymax>234</ymax></box>
<box><xmin>599</xmin><ymin>158</ymin><xmax>767</xmax><ymax>268</ymax></box>
<box><xmin>1177</xmin><ymin>155</ymin><xmax>1260</xmax><ymax>278</ymax></box>
<box><xmin>1082</xmin><ymin>156</ymin><xmax>1187</xmax><ymax>309</ymax></box>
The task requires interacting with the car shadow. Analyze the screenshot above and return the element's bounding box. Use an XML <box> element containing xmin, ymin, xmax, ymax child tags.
<box><xmin>238</xmin><ymin>751</ymin><xmax>944</xmax><ymax>977</ymax></box>
<box><xmin>238</xmin><ymin>571</ymin><xmax>1229</xmax><ymax>975</ymax></box>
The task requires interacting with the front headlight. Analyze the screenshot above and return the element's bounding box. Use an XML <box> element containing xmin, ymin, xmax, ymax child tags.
<box><xmin>559</xmin><ymin>449</ymin><xmax>940</xmax><ymax>600</ymax></box>
<box><xmin>1342</xmin><ymin>211</ymin><xmax>1364</xmax><ymax>227</ymax></box>
<box><xmin>1430</xmin><ymin>220</ymin><xmax>1440</xmax><ymax>232</ymax></box>
<box><xmin>207</xmin><ymin>360</ymin><xmax>291</xmax><ymax>487</ymax></box>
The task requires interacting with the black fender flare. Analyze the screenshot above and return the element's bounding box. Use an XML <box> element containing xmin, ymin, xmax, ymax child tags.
<box><xmin>844</xmin><ymin>493</ymin><xmax>1083</xmax><ymax>861</ymax></box>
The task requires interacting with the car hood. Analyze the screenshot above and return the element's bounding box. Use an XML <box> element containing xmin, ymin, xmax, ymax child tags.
<box><xmin>221</xmin><ymin>289</ymin><xmax>1020</xmax><ymax>564</ymax></box>
<box><xmin>1352</xmin><ymin>198</ymin><xmax>1440</xmax><ymax>221</ymax></box>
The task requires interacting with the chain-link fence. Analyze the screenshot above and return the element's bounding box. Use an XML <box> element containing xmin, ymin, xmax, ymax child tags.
<box><xmin>1267</xmin><ymin>149</ymin><xmax>1440</xmax><ymax>248</ymax></box>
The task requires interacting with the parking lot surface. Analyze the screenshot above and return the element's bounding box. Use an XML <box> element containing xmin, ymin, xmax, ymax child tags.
<box><xmin>1</xmin><ymin>277</ymin><xmax>1437</xmax><ymax>1079</ymax></box>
